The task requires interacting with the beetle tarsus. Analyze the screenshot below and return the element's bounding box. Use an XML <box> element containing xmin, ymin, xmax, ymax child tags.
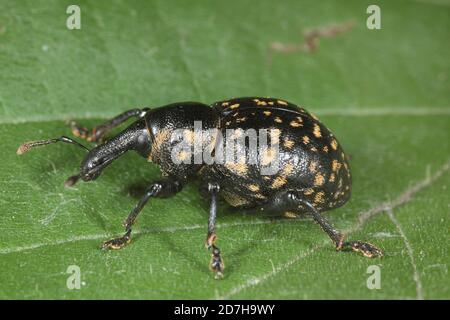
<box><xmin>101</xmin><ymin>229</ymin><xmax>132</xmax><ymax>250</ymax></box>
<box><xmin>337</xmin><ymin>240</ymin><xmax>383</xmax><ymax>258</ymax></box>
<box><xmin>69</xmin><ymin>120</ymin><xmax>98</xmax><ymax>142</ymax></box>
<box><xmin>69</xmin><ymin>108</ymin><xmax>147</xmax><ymax>143</ymax></box>
<box><xmin>209</xmin><ymin>245</ymin><xmax>224</xmax><ymax>279</ymax></box>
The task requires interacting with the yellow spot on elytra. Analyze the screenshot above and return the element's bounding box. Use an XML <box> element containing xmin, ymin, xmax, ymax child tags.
<box><xmin>229</xmin><ymin>129</ymin><xmax>243</xmax><ymax>140</ymax></box>
<box><xmin>271</xmin><ymin>176</ymin><xmax>287</xmax><ymax>189</ymax></box>
<box><xmin>253</xmin><ymin>99</ymin><xmax>267</xmax><ymax>106</ymax></box>
<box><xmin>310</xmin><ymin>147</ymin><xmax>318</xmax><ymax>152</ymax></box>
<box><xmin>274</xmin><ymin>117</ymin><xmax>283</xmax><ymax>123</ymax></box>
<box><xmin>225</xmin><ymin>161</ymin><xmax>248</xmax><ymax>175</ymax></box>
<box><xmin>329</xmin><ymin>173</ymin><xmax>336</xmax><ymax>182</ymax></box>
<box><xmin>331</xmin><ymin>139</ymin><xmax>338</xmax><ymax>150</ymax></box>
<box><xmin>313</xmin><ymin>124</ymin><xmax>322</xmax><ymax>138</ymax></box>
<box><xmin>230</xmin><ymin>103</ymin><xmax>240</xmax><ymax>109</ymax></box>
<box><xmin>284</xmin><ymin>211</ymin><xmax>298</xmax><ymax>218</ymax></box>
<box><xmin>261</xmin><ymin>147</ymin><xmax>276</xmax><ymax>166</ymax></box>
<box><xmin>247</xmin><ymin>184</ymin><xmax>260</xmax><ymax>192</ymax></box>
<box><xmin>303</xmin><ymin>188</ymin><xmax>314</xmax><ymax>195</ymax></box>
<box><xmin>283</xmin><ymin>139</ymin><xmax>295</xmax><ymax>149</ymax></box>
<box><xmin>309</xmin><ymin>161</ymin><xmax>318</xmax><ymax>173</ymax></box>
<box><xmin>283</xmin><ymin>162</ymin><xmax>294</xmax><ymax>176</ymax></box>
<box><xmin>268</xmin><ymin>101</ymin><xmax>274</xmax><ymax>105</ymax></box>
<box><xmin>149</xmin><ymin>129</ymin><xmax>171</xmax><ymax>161</ymax></box>
<box><xmin>314</xmin><ymin>173</ymin><xmax>325</xmax><ymax>186</ymax></box>
<box><xmin>221</xmin><ymin>102</ymin><xmax>230</xmax><ymax>107</ymax></box>
<box><xmin>290</xmin><ymin>120</ymin><xmax>302</xmax><ymax>127</ymax></box>
<box><xmin>177</xmin><ymin>150</ymin><xmax>190</xmax><ymax>162</ymax></box>
<box><xmin>277</xmin><ymin>100</ymin><xmax>288</xmax><ymax>106</ymax></box>
<box><xmin>270</xmin><ymin>129</ymin><xmax>281</xmax><ymax>144</ymax></box>
<box><xmin>332</xmin><ymin>160</ymin><xmax>342</xmax><ymax>172</ymax></box>
<box><xmin>236</xmin><ymin>117</ymin><xmax>247</xmax><ymax>123</ymax></box>
<box><xmin>323</xmin><ymin>146</ymin><xmax>329</xmax><ymax>153</ymax></box>
<box><xmin>302</xmin><ymin>136</ymin><xmax>310</xmax><ymax>144</ymax></box>
<box><xmin>222</xmin><ymin>192</ymin><xmax>249</xmax><ymax>207</ymax></box>
<box><xmin>314</xmin><ymin>191</ymin><xmax>325</xmax><ymax>204</ymax></box>
<box><xmin>263</xmin><ymin>110</ymin><xmax>271</xmax><ymax>116</ymax></box>
<box><xmin>269</xmin><ymin>161</ymin><xmax>293</xmax><ymax>189</ymax></box>
<box><xmin>183</xmin><ymin>130</ymin><xmax>195</xmax><ymax>144</ymax></box>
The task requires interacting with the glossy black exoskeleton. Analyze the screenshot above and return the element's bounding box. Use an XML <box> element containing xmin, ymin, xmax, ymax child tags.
<box><xmin>17</xmin><ymin>97</ymin><xmax>382</xmax><ymax>279</ymax></box>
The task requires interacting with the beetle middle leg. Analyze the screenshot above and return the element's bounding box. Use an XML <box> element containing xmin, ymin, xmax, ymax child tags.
<box><xmin>258</xmin><ymin>190</ymin><xmax>383</xmax><ymax>258</ymax></box>
<box><xmin>101</xmin><ymin>177</ymin><xmax>182</xmax><ymax>250</ymax></box>
<box><xmin>203</xmin><ymin>182</ymin><xmax>224</xmax><ymax>279</ymax></box>
<box><xmin>70</xmin><ymin>108</ymin><xmax>149</xmax><ymax>142</ymax></box>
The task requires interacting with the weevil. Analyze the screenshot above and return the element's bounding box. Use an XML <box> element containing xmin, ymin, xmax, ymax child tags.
<box><xmin>17</xmin><ymin>97</ymin><xmax>383</xmax><ymax>279</ymax></box>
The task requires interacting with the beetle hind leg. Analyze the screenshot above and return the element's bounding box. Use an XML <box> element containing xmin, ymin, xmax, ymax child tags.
<box><xmin>257</xmin><ymin>190</ymin><xmax>383</xmax><ymax>258</ymax></box>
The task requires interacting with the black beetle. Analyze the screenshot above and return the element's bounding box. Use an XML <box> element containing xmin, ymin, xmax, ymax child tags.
<box><xmin>17</xmin><ymin>97</ymin><xmax>382</xmax><ymax>279</ymax></box>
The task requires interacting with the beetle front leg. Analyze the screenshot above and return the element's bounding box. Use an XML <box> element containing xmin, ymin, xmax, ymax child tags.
<box><xmin>70</xmin><ymin>108</ymin><xmax>149</xmax><ymax>142</ymax></box>
<box><xmin>101</xmin><ymin>177</ymin><xmax>182</xmax><ymax>250</ymax></box>
<box><xmin>204</xmin><ymin>182</ymin><xmax>224</xmax><ymax>279</ymax></box>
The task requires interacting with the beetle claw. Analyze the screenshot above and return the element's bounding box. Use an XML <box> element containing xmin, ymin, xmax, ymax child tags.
<box><xmin>339</xmin><ymin>240</ymin><xmax>383</xmax><ymax>258</ymax></box>
<box><xmin>209</xmin><ymin>246</ymin><xmax>224</xmax><ymax>279</ymax></box>
<box><xmin>101</xmin><ymin>230</ymin><xmax>131</xmax><ymax>250</ymax></box>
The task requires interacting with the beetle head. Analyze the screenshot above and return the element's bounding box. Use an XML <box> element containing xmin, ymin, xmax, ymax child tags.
<box><xmin>79</xmin><ymin>145</ymin><xmax>117</xmax><ymax>181</ymax></box>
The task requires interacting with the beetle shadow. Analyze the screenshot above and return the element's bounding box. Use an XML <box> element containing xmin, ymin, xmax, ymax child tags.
<box><xmin>119</xmin><ymin>181</ymin><xmax>312</xmax><ymax>278</ymax></box>
<box><xmin>122</xmin><ymin>181</ymin><xmax>149</xmax><ymax>199</ymax></box>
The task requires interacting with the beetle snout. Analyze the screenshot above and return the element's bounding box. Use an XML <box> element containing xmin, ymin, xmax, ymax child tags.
<box><xmin>80</xmin><ymin>160</ymin><xmax>101</xmax><ymax>181</ymax></box>
<box><xmin>80</xmin><ymin>150</ymin><xmax>106</xmax><ymax>181</ymax></box>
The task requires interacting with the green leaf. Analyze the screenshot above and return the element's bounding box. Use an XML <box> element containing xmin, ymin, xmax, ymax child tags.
<box><xmin>0</xmin><ymin>0</ymin><xmax>449</xmax><ymax>299</ymax></box>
